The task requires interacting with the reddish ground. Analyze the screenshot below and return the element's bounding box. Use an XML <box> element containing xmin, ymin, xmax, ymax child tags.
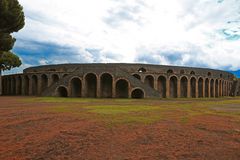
<box><xmin>0</xmin><ymin>97</ymin><xmax>239</xmax><ymax>160</ymax></box>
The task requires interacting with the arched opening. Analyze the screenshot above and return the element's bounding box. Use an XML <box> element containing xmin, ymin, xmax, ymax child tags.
<box><xmin>198</xmin><ymin>78</ymin><xmax>203</xmax><ymax>98</ymax></box>
<box><xmin>190</xmin><ymin>71</ymin><xmax>195</xmax><ymax>75</ymax></box>
<box><xmin>138</xmin><ymin>67</ymin><xmax>146</xmax><ymax>73</ymax></box>
<box><xmin>100</xmin><ymin>73</ymin><xmax>112</xmax><ymax>98</ymax></box>
<box><xmin>133</xmin><ymin>74</ymin><xmax>141</xmax><ymax>80</ymax></box>
<box><xmin>131</xmin><ymin>89</ymin><xmax>144</xmax><ymax>99</ymax></box>
<box><xmin>11</xmin><ymin>77</ymin><xmax>16</xmax><ymax>95</ymax></box>
<box><xmin>219</xmin><ymin>80</ymin><xmax>222</xmax><ymax>97</ymax></box>
<box><xmin>41</xmin><ymin>74</ymin><xmax>48</xmax><ymax>92</ymax></box>
<box><xmin>52</xmin><ymin>74</ymin><xmax>59</xmax><ymax>85</ymax></box>
<box><xmin>190</xmin><ymin>77</ymin><xmax>196</xmax><ymax>98</ymax></box>
<box><xmin>144</xmin><ymin>75</ymin><xmax>154</xmax><ymax>88</ymax></box>
<box><xmin>205</xmin><ymin>79</ymin><xmax>209</xmax><ymax>97</ymax></box>
<box><xmin>116</xmin><ymin>79</ymin><xmax>129</xmax><ymax>98</ymax></box>
<box><xmin>215</xmin><ymin>80</ymin><xmax>219</xmax><ymax>97</ymax></box>
<box><xmin>222</xmin><ymin>81</ymin><xmax>225</xmax><ymax>96</ymax></box>
<box><xmin>32</xmin><ymin>75</ymin><xmax>38</xmax><ymax>96</ymax></box>
<box><xmin>57</xmin><ymin>86</ymin><xmax>68</xmax><ymax>97</ymax></box>
<box><xmin>16</xmin><ymin>76</ymin><xmax>22</xmax><ymax>95</ymax></box>
<box><xmin>7</xmin><ymin>77</ymin><xmax>11</xmax><ymax>95</ymax></box>
<box><xmin>170</xmin><ymin>76</ymin><xmax>177</xmax><ymax>98</ymax></box>
<box><xmin>180</xmin><ymin>77</ymin><xmax>188</xmax><ymax>98</ymax></box>
<box><xmin>70</xmin><ymin>78</ymin><xmax>82</xmax><ymax>97</ymax></box>
<box><xmin>208</xmin><ymin>72</ymin><xmax>211</xmax><ymax>77</ymax></box>
<box><xmin>85</xmin><ymin>73</ymin><xmax>97</xmax><ymax>98</ymax></box>
<box><xmin>158</xmin><ymin>76</ymin><xmax>166</xmax><ymax>98</ymax></box>
<box><xmin>24</xmin><ymin>76</ymin><xmax>29</xmax><ymax>95</ymax></box>
<box><xmin>2</xmin><ymin>78</ymin><xmax>6</xmax><ymax>95</ymax></box>
<box><xmin>210</xmin><ymin>79</ymin><xmax>214</xmax><ymax>97</ymax></box>
<box><xmin>167</xmin><ymin>69</ymin><xmax>174</xmax><ymax>74</ymax></box>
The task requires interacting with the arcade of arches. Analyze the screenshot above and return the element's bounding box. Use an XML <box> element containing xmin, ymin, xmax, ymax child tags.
<box><xmin>2</xmin><ymin>72</ymin><xmax>233</xmax><ymax>99</ymax></box>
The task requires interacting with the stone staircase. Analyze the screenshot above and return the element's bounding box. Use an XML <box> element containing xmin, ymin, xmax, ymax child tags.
<box><xmin>116</xmin><ymin>67</ymin><xmax>160</xmax><ymax>98</ymax></box>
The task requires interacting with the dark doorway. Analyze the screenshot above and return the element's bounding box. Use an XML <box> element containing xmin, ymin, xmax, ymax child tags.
<box><xmin>131</xmin><ymin>89</ymin><xmax>144</xmax><ymax>99</ymax></box>
<box><xmin>198</xmin><ymin>78</ymin><xmax>203</xmax><ymax>98</ymax></box>
<box><xmin>57</xmin><ymin>86</ymin><xmax>68</xmax><ymax>97</ymax></box>
<box><xmin>116</xmin><ymin>79</ymin><xmax>129</xmax><ymax>98</ymax></box>
<box><xmin>52</xmin><ymin>74</ymin><xmax>59</xmax><ymax>85</ymax></box>
<box><xmin>180</xmin><ymin>77</ymin><xmax>188</xmax><ymax>98</ymax></box>
<box><xmin>17</xmin><ymin>76</ymin><xmax>22</xmax><ymax>95</ymax></box>
<box><xmin>24</xmin><ymin>76</ymin><xmax>29</xmax><ymax>95</ymax></box>
<box><xmin>210</xmin><ymin>79</ymin><xmax>214</xmax><ymax>97</ymax></box>
<box><xmin>71</xmin><ymin>78</ymin><xmax>82</xmax><ymax>97</ymax></box>
<box><xmin>190</xmin><ymin>77</ymin><xmax>196</xmax><ymax>98</ymax></box>
<box><xmin>100</xmin><ymin>73</ymin><xmax>112</xmax><ymax>98</ymax></box>
<box><xmin>144</xmin><ymin>75</ymin><xmax>154</xmax><ymax>88</ymax></box>
<box><xmin>41</xmin><ymin>74</ymin><xmax>48</xmax><ymax>93</ymax></box>
<box><xmin>85</xmin><ymin>73</ymin><xmax>97</xmax><ymax>98</ymax></box>
<box><xmin>158</xmin><ymin>76</ymin><xmax>166</xmax><ymax>98</ymax></box>
<box><xmin>170</xmin><ymin>76</ymin><xmax>177</xmax><ymax>98</ymax></box>
<box><xmin>215</xmin><ymin>80</ymin><xmax>219</xmax><ymax>97</ymax></box>
<box><xmin>32</xmin><ymin>75</ymin><xmax>38</xmax><ymax>96</ymax></box>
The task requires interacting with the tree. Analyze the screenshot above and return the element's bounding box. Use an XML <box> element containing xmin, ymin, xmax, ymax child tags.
<box><xmin>0</xmin><ymin>0</ymin><xmax>25</xmax><ymax>95</ymax></box>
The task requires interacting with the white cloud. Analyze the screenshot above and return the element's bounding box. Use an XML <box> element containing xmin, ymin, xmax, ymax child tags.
<box><xmin>15</xmin><ymin>0</ymin><xmax>240</xmax><ymax>70</ymax></box>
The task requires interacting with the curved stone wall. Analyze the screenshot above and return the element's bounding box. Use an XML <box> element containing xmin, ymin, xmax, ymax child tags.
<box><xmin>1</xmin><ymin>63</ymin><xmax>235</xmax><ymax>98</ymax></box>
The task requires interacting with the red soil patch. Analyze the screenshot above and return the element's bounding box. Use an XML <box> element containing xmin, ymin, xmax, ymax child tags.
<box><xmin>0</xmin><ymin>97</ymin><xmax>239</xmax><ymax>160</ymax></box>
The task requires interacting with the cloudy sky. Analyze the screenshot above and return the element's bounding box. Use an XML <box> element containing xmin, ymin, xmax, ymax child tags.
<box><xmin>5</xmin><ymin>0</ymin><xmax>240</xmax><ymax>74</ymax></box>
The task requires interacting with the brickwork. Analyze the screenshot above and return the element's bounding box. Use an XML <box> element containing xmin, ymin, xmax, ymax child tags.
<box><xmin>1</xmin><ymin>63</ymin><xmax>235</xmax><ymax>98</ymax></box>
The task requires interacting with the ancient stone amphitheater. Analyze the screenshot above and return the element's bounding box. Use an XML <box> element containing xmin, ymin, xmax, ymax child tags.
<box><xmin>1</xmin><ymin>63</ymin><xmax>238</xmax><ymax>98</ymax></box>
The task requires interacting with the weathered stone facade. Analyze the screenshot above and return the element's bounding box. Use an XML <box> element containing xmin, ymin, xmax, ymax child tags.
<box><xmin>1</xmin><ymin>63</ymin><xmax>236</xmax><ymax>98</ymax></box>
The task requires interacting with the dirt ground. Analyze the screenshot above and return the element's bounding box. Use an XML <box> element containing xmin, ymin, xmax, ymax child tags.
<box><xmin>0</xmin><ymin>97</ymin><xmax>240</xmax><ymax>160</ymax></box>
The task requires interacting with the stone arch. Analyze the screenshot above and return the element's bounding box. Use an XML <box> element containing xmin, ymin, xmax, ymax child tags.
<box><xmin>144</xmin><ymin>75</ymin><xmax>154</xmax><ymax>88</ymax></box>
<box><xmin>215</xmin><ymin>79</ymin><xmax>219</xmax><ymax>97</ymax></box>
<box><xmin>100</xmin><ymin>73</ymin><xmax>113</xmax><ymax>98</ymax></box>
<box><xmin>138</xmin><ymin>67</ymin><xmax>146</xmax><ymax>73</ymax></box>
<box><xmin>16</xmin><ymin>76</ymin><xmax>22</xmax><ymax>95</ymax></box>
<box><xmin>205</xmin><ymin>78</ymin><xmax>209</xmax><ymax>97</ymax></box>
<box><xmin>85</xmin><ymin>73</ymin><xmax>97</xmax><ymax>98</ymax></box>
<box><xmin>32</xmin><ymin>75</ymin><xmax>38</xmax><ymax>96</ymax></box>
<box><xmin>180</xmin><ymin>76</ymin><xmax>188</xmax><ymax>98</ymax></box>
<box><xmin>57</xmin><ymin>86</ymin><xmax>68</xmax><ymax>97</ymax></box>
<box><xmin>198</xmin><ymin>78</ymin><xmax>204</xmax><ymax>98</ymax></box>
<box><xmin>11</xmin><ymin>77</ymin><xmax>16</xmax><ymax>95</ymax></box>
<box><xmin>70</xmin><ymin>77</ymin><xmax>82</xmax><ymax>97</ymax></box>
<box><xmin>158</xmin><ymin>76</ymin><xmax>166</xmax><ymax>98</ymax></box>
<box><xmin>167</xmin><ymin>69</ymin><xmax>174</xmax><ymax>74</ymax></box>
<box><xmin>133</xmin><ymin>74</ymin><xmax>141</xmax><ymax>80</ymax></box>
<box><xmin>210</xmin><ymin>79</ymin><xmax>214</xmax><ymax>97</ymax></box>
<box><xmin>219</xmin><ymin>80</ymin><xmax>222</xmax><ymax>97</ymax></box>
<box><xmin>41</xmin><ymin>74</ymin><xmax>48</xmax><ymax>92</ymax></box>
<box><xmin>190</xmin><ymin>71</ymin><xmax>195</xmax><ymax>75</ymax></box>
<box><xmin>2</xmin><ymin>77</ymin><xmax>6</xmax><ymax>95</ymax></box>
<box><xmin>208</xmin><ymin>72</ymin><xmax>211</xmax><ymax>77</ymax></box>
<box><xmin>52</xmin><ymin>74</ymin><xmax>59</xmax><ymax>85</ymax></box>
<box><xmin>24</xmin><ymin>76</ymin><xmax>29</xmax><ymax>95</ymax></box>
<box><xmin>169</xmin><ymin>76</ymin><xmax>177</xmax><ymax>98</ymax></box>
<box><xmin>131</xmin><ymin>88</ymin><xmax>144</xmax><ymax>99</ymax></box>
<box><xmin>190</xmin><ymin>77</ymin><xmax>196</xmax><ymax>98</ymax></box>
<box><xmin>116</xmin><ymin>79</ymin><xmax>129</xmax><ymax>98</ymax></box>
<box><xmin>7</xmin><ymin>77</ymin><xmax>11</xmax><ymax>95</ymax></box>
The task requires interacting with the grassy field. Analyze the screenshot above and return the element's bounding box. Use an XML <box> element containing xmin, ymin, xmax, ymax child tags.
<box><xmin>25</xmin><ymin>97</ymin><xmax>240</xmax><ymax>126</ymax></box>
<box><xmin>1</xmin><ymin>97</ymin><xmax>240</xmax><ymax>159</ymax></box>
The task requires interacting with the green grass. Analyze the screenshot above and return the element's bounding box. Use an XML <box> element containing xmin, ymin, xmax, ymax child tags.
<box><xmin>23</xmin><ymin>97</ymin><xmax>240</xmax><ymax>126</ymax></box>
